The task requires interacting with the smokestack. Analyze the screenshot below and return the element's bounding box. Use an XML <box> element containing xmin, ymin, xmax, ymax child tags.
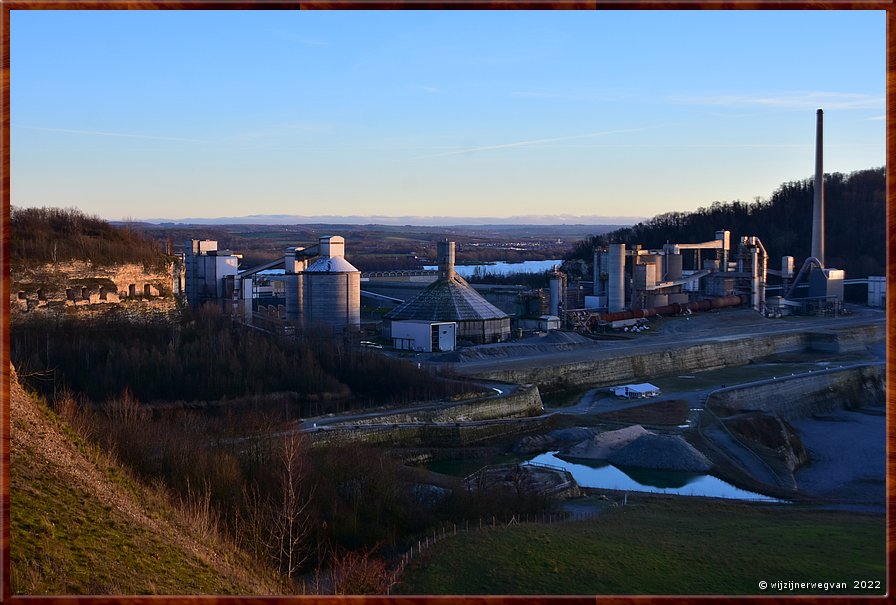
<box><xmin>437</xmin><ymin>240</ymin><xmax>455</xmax><ymax>280</ymax></box>
<box><xmin>811</xmin><ymin>109</ymin><xmax>825</xmax><ymax>265</ymax></box>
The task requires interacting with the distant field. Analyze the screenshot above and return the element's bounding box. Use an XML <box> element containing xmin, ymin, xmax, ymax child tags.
<box><xmin>394</xmin><ymin>496</ymin><xmax>885</xmax><ymax>595</ymax></box>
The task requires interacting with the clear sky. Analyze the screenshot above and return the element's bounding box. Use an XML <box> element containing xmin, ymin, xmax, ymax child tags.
<box><xmin>10</xmin><ymin>10</ymin><xmax>885</xmax><ymax>224</ymax></box>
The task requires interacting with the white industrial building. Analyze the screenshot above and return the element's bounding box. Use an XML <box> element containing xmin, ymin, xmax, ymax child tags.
<box><xmin>184</xmin><ymin>240</ymin><xmax>241</xmax><ymax>309</ymax></box>
<box><xmin>391</xmin><ymin>320</ymin><xmax>457</xmax><ymax>352</ymax></box>
<box><xmin>610</xmin><ymin>383</ymin><xmax>661</xmax><ymax>399</ymax></box>
<box><xmin>867</xmin><ymin>276</ymin><xmax>885</xmax><ymax>307</ymax></box>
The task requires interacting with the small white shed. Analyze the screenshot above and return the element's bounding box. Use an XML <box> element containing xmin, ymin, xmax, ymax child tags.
<box><xmin>391</xmin><ymin>320</ymin><xmax>457</xmax><ymax>352</ymax></box>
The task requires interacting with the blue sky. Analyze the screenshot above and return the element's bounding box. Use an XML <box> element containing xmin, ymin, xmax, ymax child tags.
<box><xmin>10</xmin><ymin>10</ymin><xmax>885</xmax><ymax>224</ymax></box>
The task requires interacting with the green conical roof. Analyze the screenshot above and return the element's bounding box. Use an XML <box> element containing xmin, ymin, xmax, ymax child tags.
<box><xmin>385</xmin><ymin>276</ymin><xmax>509</xmax><ymax>322</ymax></box>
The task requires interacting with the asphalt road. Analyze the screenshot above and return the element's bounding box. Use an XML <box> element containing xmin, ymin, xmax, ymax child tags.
<box><xmin>451</xmin><ymin>308</ymin><xmax>885</xmax><ymax>376</ymax></box>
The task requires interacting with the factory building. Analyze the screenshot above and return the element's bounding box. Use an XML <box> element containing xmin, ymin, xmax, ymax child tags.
<box><xmin>382</xmin><ymin>241</ymin><xmax>511</xmax><ymax>345</ymax></box>
<box><xmin>186</xmin><ymin>235</ymin><xmax>360</xmax><ymax>333</ymax></box>
<box><xmin>184</xmin><ymin>240</ymin><xmax>241</xmax><ymax>309</ymax></box>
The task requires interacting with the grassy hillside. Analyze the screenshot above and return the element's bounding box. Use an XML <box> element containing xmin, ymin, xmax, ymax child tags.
<box><xmin>395</xmin><ymin>494</ymin><xmax>885</xmax><ymax>595</ymax></box>
<box><xmin>9</xmin><ymin>365</ymin><xmax>286</xmax><ymax>595</ymax></box>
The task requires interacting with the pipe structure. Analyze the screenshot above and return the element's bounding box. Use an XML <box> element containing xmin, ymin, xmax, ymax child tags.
<box><xmin>584</xmin><ymin>294</ymin><xmax>748</xmax><ymax>329</ymax></box>
<box><xmin>812</xmin><ymin>109</ymin><xmax>825</xmax><ymax>265</ymax></box>
<box><xmin>786</xmin><ymin>256</ymin><xmax>825</xmax><ymax>299</ymax></box>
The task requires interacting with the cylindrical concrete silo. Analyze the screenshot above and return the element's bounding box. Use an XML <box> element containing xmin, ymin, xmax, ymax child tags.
<box><xmin>284</xmin><ymin>247</ymin><xmax>306</xmax><ymax>323</ymax></box>
<box><xmin>549</xmin><ymin>275</ymin><xmax>560</xmax><ymax>316</ymax></box>
<box><xmin>303</xmin><ymin>236</ymin><xmax>360</xmax><ymax>330</ymax></box>
<box><xmin>666</xmin><ymin>253</ymin><xmax>683</xmax><ymax>281</ymax></box>
<box><xmin>608</xmin><ymin>243</ymin><xmax>626</xmax><ymax>312</ymax></box>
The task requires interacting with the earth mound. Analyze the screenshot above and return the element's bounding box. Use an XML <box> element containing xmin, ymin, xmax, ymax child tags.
<box><xmin>607</xmin><ymin>434</ymin><xmax>712</xmax><ymax>472</ymax></box>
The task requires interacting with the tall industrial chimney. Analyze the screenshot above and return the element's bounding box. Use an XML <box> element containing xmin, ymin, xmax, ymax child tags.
<box><xmin>437</xmin><ymin>240</ymin><xmax>456</xmax><ymax>280</ymax></box>
<box><xmin>811</xmin><ymin>109</ymin><xmax>825</xmax><ymax>265</ymax></box>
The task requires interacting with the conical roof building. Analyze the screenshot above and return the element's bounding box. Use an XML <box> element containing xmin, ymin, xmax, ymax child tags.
<box><xmin>383</xmin><ymin>241</ymin><xmax>511</xmax><ymax>345</ymax></box>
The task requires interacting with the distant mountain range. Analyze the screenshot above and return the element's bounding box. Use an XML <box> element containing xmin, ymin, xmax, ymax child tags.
<box><xmin>136</xmin><ymin>213</ymin><xmax>646</xmax><ymax>226</ymax></box>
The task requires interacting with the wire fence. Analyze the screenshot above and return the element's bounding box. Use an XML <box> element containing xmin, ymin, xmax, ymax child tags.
<box><xmin>387</xmin><ymin>506</ymin><xmax>610</xmax><ymax>593</ymax></box>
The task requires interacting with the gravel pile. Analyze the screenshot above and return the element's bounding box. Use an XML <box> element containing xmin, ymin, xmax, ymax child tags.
<box><xmin>512</xmin><ymin>427</ymin><xmax>596</xmax><ymax>454</ymax></box>
<box><xmin>561</xmin><ymin>425</ymin><xmax>650</xmax><ymax>460</ymax></box>
<box><xmin>607</xmin><ymin>434</ymin><xmax>712</xmax><ymax>472</ymax></box>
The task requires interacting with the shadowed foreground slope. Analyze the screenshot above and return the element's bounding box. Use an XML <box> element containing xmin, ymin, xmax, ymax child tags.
<box><xmin>8</xmin><ymin>365</ymin><xmax>285</xmax><ymax>595</ymax></box>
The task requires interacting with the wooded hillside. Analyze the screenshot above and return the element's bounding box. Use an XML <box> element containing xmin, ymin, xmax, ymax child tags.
<box><xmin>568</xmin><ymin>167</ymin><xmax>885</xmax><ymax>278</ymax></box>
<box><xmin>11</xmin><ymin>206</ymin><xmax>168</xmax><ymax>269</ymax></box>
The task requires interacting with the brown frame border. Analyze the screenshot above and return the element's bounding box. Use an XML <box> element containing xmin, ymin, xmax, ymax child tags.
<box><xmin>0</xmin><ymin>3</ymin><xmax>891</xmax><ymax>604</ymax></box>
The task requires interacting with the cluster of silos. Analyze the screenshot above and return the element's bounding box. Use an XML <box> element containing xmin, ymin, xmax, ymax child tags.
<box><xmin>284</xmin><ymin>236</ymin><xmax>361</xmax><ymax>331</ymax></box>
<box><xmin>593</xmin><ymin>242</ymin><xmax>691</xmax><ymax>312</ymax></box>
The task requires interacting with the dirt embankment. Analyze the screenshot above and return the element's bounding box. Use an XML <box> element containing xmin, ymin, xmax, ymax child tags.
<box><xmin>8</xmin><ymin>364</ymin><xmax>284</xmax><ymax>595</ymax></box>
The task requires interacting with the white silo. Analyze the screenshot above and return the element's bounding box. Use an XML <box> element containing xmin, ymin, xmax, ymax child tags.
<box><xmin>303</xmin><ymin>236</ymin><xmax>361</xmax><ymax>331</ymax></box>
<box><xmin>608</xmin><ymin>243</ymin><xmax>626</xmax><ymax>312</ymax></box>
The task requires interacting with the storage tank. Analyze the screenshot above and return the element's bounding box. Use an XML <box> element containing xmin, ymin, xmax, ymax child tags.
<box><xmin>666</xmin><ymin>253</ymin><xmax>683</xmax><ymax>281</ymax></box>
<box><xmin>608</xmin><ymin>243</ymin><xmax>626</xmax><ymax>312</ymax></box>
<box><xmin>303</xmin><ymin>236</ymin><xmax>361</xmax><ymax>331</ymax></box>
<box><xmin>284</xmin><ymin>247</ymin><xmax>306</xmax><ymax>323</ymax></box>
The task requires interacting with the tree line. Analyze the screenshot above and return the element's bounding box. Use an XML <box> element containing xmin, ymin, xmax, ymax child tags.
<box><xmin>10</xmin><ymin>304</ymin><xmax>472</xmax><ymax>415</ymax></box>
<box><xmin>11</xmin><ymin>206</ymin><xmax>170</xmax><ymax>270</ymax></box>
<box><xmin>568</xmin><ymin>167</ymin><xmax>885</xmax><ymax>279</ymax></box>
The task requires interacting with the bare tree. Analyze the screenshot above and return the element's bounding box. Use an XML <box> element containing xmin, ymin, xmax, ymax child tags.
<box><xmin>266</xmin><ymin>434</ymin><xmax>315</xmax><ymax>579</ymax></box>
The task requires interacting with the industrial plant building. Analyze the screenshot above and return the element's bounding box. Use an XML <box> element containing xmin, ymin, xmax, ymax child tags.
<box><xmin>382</xmin><ymin>241</ymin><xmax>511</xmax><ymax>345</ymax></box>
<box><xmin>181</xmin><ymin>110</ymin><xmax>860</xmax><ymax>346</ymax></box>
<box><xmin>184</xmin><ymin>240</ymin><xmax>240</xmax><ymax>309</ymax></box>
<box><xmin>185</xmin><ymin>235</ymin><xmax>360</xmax><ymax>332</ymax></box>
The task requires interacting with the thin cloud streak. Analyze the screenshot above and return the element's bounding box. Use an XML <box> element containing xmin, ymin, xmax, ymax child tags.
<box><xmin>416</xmin><ymin>127</ymin><xmax>657</xmax><ymax>159</ymax></box>
<box><xmin>15</xmin><ymin>125</ymin><xmax>208</xmax><ymax>143</ymax></box>
<box><xmin>669</xmin><ymin>91</ymin><xmax>883</xmax><ymax>111</ymax></box>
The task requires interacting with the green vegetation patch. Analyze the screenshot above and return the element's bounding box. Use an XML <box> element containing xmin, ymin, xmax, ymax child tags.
<box><xmin>11</xmin><ymin>447</ymin><xmax>246</xmax><ymax>595</ymax></box>
<box><xmin>395</xmin><ymin>497</ymin><xmax>885</xmax><ymax>595</ymax></box>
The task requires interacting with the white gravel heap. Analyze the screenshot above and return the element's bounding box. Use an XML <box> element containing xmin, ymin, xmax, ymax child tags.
<box><xmin>607</xmin><ymin>434</ymin><xmax>712</xmax><ymax>472</ymax></box>
<box><xmin>562</xmin><ymin>424</ymin><xmax>650</xmax><ymax>460</ymax></box>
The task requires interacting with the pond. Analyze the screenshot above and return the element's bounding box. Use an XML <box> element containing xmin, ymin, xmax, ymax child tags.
<box><xmin>529</xmin><ymin>451</ymin><xmax>778</xmax><ymax>501</ymax></box>
<box><xmin>423</xmin><ymin>259</ymin><xmax>562</xmax><ymax>277</ymax></box>
<box><xmin>427</xmin><ymin>451</ymin><xmax>779</xmax><ymax>502</ymax></box>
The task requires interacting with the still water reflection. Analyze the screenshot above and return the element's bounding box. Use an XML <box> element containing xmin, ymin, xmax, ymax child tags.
<box><xmin>529</xmin><ymin>452</ymin><xmax>778</xmax><ymax>501</ymax></box>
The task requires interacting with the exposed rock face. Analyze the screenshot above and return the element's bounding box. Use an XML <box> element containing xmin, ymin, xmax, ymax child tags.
<box><xmin>11</xmin><ymin>260</ymin><xmax>179</xmax><ymax>321</ymax></box>
<box><xmin>723</xmin><ymin>412</ymin><xmax>810</xmax><ymax>472</ymax></box>
<box><xmin>606</xmin><ymin>434</ymin><xmax>712</xmax><ymax>472</ymax></box>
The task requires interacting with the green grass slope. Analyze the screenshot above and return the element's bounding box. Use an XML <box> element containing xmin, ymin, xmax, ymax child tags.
<box><xmin>9</xmin><ymin>366</ymin><xmax>285</xmax><ymax>595</ymax></box>
<box><xmin>395</xmin><ymin>495</ymin><xmax>885</xmax><ymax>595</ymax></box>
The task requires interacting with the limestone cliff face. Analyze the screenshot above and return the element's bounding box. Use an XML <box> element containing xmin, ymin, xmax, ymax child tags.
<box><xmin>10</xmin><ymin>260</ymin><xmax>181</xmax><ymax>319</ymax></box>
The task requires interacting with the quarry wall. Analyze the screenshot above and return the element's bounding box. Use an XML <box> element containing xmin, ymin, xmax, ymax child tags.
<box><xmin>11</xmin><ymin>261</ymin><xmax>177</xmax><ymax>320</ymax></box>
<box><xmin>469</xmin><ymin>323</ymin><xmax>884</xmax><ymax>390</ymax></box>
<box><xmin>307</xmin><ymin>384</ymin><xmax>545</xmax><ymax>447</ymax></box>
<box><xmin>330</xmin><ymin>384</ymin><xmax>543</xmax><ymax>427</ymax></box>
<box><xmin>706</xmin><ymin>363</ymin><xmax>885</xmax><ymax>420</ymax></box>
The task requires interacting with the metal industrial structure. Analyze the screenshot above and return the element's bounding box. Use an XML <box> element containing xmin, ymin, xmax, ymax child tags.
<box><xmin>566</xmin><ymin>109</ymin><xmax>846</xmax><ymax>331</ymax></box>
<box><xmin>382</xmin><ymin>240</ymin><xmax>511</xmax><ymax>345</ymax></box>
<box><xmin>185</xmin><ymin>235</ymin><xmax>361</xmax><ymax>332</ymax></box>
<box><xmin>184</xmin><ymin>240</ymin><xmax>240</xmax><ymax>309</ymax></box>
